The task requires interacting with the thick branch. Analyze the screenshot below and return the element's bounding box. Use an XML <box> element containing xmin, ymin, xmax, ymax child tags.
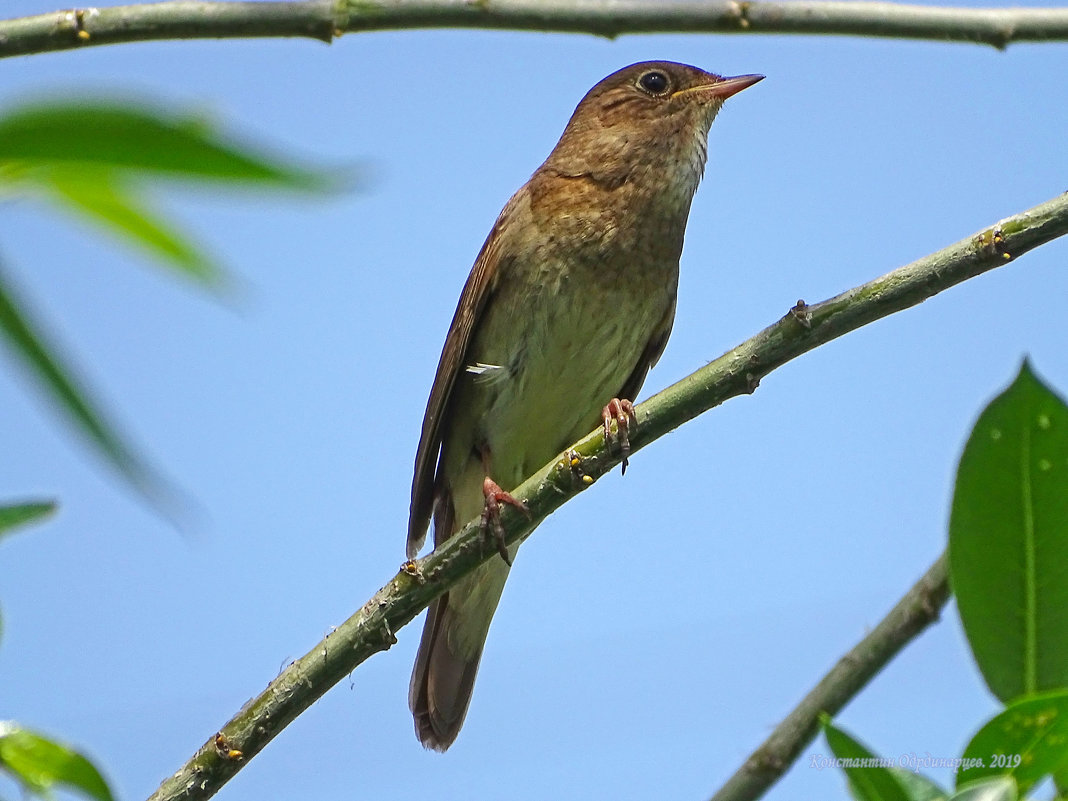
<box><xmin>145</xmin><ymin>191</ymin><xmax>1068</xmax><ymax>801</ymax></box>
<box><xmin>708</xmin><ymin>553</ymin><xmax>950</xmax><ymax>801</ymax></box>
<box><xmin>5</xmin><ymin>1</ymin><xmax>1068</xmax><ymax>59</ymax></box>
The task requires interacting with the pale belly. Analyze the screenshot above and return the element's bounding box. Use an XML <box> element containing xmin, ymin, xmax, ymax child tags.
<box><xmin>457</xmin><ymin>263</ymin><xmax>675</xmax><ymax>488</ymax></box>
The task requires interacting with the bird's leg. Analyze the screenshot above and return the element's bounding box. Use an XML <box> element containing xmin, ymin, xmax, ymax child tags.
<box><xmin>480</xmin><ymin>478</ymin><xmax>527</xmax><ymax>566</ymax></box>
<box><xmin>478</xmin><ymin>446</ymin><xmax>529</xmax><ymax>565</ymax></box>
<box><xmin>602</xmin><ymin>398</ymin><xmax>638</xmax><ymax>474</ymax></box>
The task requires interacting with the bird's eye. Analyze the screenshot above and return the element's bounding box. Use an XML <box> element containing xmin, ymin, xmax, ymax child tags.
<box><xmin>637</xmin><ymin>70</ymin><xmax>670</xmax><ymax>95</ymax></box>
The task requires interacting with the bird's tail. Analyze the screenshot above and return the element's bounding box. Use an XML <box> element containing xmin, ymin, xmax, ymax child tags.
<box><xmin>409</xmin><ymin>555</ymin><xmax>511</xmax><ymax>750</ymax></box>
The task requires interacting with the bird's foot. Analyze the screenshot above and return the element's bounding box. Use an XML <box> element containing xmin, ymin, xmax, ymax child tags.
<box><xmin>602</xmin><ymin>398</ymin><xmax>637</xmax><ymax>474</ymax></box>
<box><xmin>480</xmin><ymin>477</ymin><xmax>528</xmax><ymax>566</ymax></box>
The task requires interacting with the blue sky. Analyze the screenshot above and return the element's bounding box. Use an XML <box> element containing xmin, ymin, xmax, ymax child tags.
<box><xmin>1</xmin><ymin>2</ymin><xmax>1067</xmax><ymax>799</ymax></box>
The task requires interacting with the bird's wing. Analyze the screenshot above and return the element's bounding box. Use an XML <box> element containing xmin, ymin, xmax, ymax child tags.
<box><xmin>406</xmin><ymin>195</ymin><xmax>520</xmax><ymax>558</ymax></box>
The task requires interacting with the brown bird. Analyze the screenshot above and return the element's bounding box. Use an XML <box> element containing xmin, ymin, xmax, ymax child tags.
<box><xmin>407</xmin><ymin>61</ymin><xmax>762</xmax><ymax>750</ymax></box>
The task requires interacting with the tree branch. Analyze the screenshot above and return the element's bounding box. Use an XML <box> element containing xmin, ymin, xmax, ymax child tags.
<box><xmin>0</xmin><ymin>1</ymin><xmax>338</xmax><ymax>58</ymax></box>
<box><xmin>5</xmin><ymin>1</ymin><xmax>1068</xmax><ymax>59</ymax></box>
<box><xmin>708</xmin><ymin>552</ymin><xmax>951</xmax><ymax>801</ymax></box>
<box><xmin>145</xmin><ymin>191</ymin><xmax>1068</xmax><ymax>801</ymax></box>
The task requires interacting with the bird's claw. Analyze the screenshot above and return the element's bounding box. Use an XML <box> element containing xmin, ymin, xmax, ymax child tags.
<box><xmin>602</xmin><ymin>398</ymin><xmax>637</xmax><ymax>473</ymax></box>
<box><xmin>480</xmin><ymin>477</ymin><xmax>528</xmax><ymax>566</ymax></box>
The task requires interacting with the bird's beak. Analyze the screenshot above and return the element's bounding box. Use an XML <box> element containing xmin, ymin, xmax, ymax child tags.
<box><xmin>675</xmin><ymin>73</ymin><xmax>765</xmax><ymax>101</ymax></box>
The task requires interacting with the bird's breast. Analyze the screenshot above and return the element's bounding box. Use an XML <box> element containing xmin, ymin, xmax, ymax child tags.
<box><xmin>459</xmin><ymin>183</ymin><xmax>680</xmax><ymax>485</ymax></box>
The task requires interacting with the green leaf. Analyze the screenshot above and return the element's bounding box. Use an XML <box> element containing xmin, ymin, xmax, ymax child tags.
<box><xmin>958</xmin><ymin>689</ymin><xmax>1068</xmax><ymax>795</ymax></box>
<box><xmin>44</xmin><ymin>168</ymin><xmax>220</xmax><ymax>285</ymax></box>
<box><xmin>0</xmin><ymin>723</ymin><xmax>114</xmax><ymax>801</ymax></box>
<box><xmin>949</xmin><ymin>361</ymin><xmax>1068</xmax><ymax>702</ymax></box>
<box><xmin>948</xmin><ymin>776</ymin><xmax>1016</xmax><ymax>801</ymax></box>
<box><xmin>0</xmin><ymin>263</ymin><xmax>158</xmax><ymax>503</ymax></box>
<box><xmin>0</xmin><ymin>500</ymin><xmax>56</xmax><ymax>538</ymax></box>
<box><xmin>890</xmin><ymin>769</ymin><xmax>949</xmax><ymax>801</ymax></box>
<box><xmin>822</xmin><ymin>718</ymin><xmax>912</xmax><ymax>801</ymax></box>
<box><xmin>0</xmin><ymin>101</ymin><xmax>333</xmax><ymax>189</ymax></box>
<box><xmin>1053</xmin><ymin>761</ymin><xmax>1068</xmax><ymax>797</ymax></box>
<box><xmin>0</xmin><ymin>100</ymin><xmax>341</xmax><ymax>289</ymax></box>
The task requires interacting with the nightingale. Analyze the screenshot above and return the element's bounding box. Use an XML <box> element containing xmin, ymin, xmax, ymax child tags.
<box><xmin>407</xmin><ymin>61</ymin><xmax>762</xmax><ymax>750</ymax></box>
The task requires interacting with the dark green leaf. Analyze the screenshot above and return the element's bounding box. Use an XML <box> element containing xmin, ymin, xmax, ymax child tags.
<box><xmin>0</xmin><ymin>101</ymin><xmax>334</xmax><ymax>189</ymax></box>
<box><xmin>0</xmin><ymin>263</ymin><xmax>158</xmax><ymax>503</ymax></box>
<box><xmin>822</xmin><ymin>718</ymin><xmax>912</xmax><ymax>801</ymax></box>
<box><xmin>948</xmin><ymin>777</ymin><xmax>1016</xmax><ymax>801</ymax></box>
<box><xmin>44</xmin><ymin>168</ymin><xmax>220</xmax><ymax>285</ymax></box>
<box><xmin>1053</xmin><ymin>762</ymin><xmax>1068</xmax><ymax>797</ymax></box>
<box><xmin>0</xmin><ymin>500</ymin><xmax>56</xmax><ymax>538</ymax></box>
<box><xmin>0</xmin><ymin>723</ymin><xmax>113</xmax><ymax>801</ymax></box>
<box><xmin>958</xmin><ymin>689</ymin><xmax>1068</xmax><ymax>794</ymax></box>
<box><xmin>950</xmin><ymin>361</ymin><xmax>1068</xmax><ymax>701</ymax></box>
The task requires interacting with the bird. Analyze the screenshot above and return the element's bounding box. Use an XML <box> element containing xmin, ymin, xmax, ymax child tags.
<box><xmin>406</xmin><ymin>61</ymin><xmax>762</xmax><ymax>750</ymax></box>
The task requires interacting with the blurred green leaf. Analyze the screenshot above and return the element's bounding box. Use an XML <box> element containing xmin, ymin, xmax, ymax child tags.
<box><xmin>890</xmin><ymin>769</ymin><xmax>949</xmax><ymax>801</ymax></box>
<box><xmin>0</xmin><ymin>723</ymin><xmax>113</xmax><ymax>801</ymax></box>
<box><xmin>949</xmin><ymin>361</ymin><xmax>1068</xmax><ymax>701</ymax></box>
<box><xmin>958</xmin><ymin>690</ymin><xmax>1068</xmax><ymax>795</ymax></box>
<box><xmin>0</xmin><ymin>99</ymin><xmax>342</xmax><ymax>290</ymax></box>
<box><xmin>0</xmin><ymin>500</ymin><xmax>56</xmax><ymax>538</ymax></box>
<box><xmin>948</xmin><ymin>776</ymin><xmax>1016</xmax><ymax>801</ymax></box>
<box><xmin>0</xmin><ymin>101</ymin><xmax>334</xmax><ymax>189</ymax></box>
<box><xmin>822</xmin><ymin>718</ymin><xmax>913</xmax><ymax>801</ymax></box>
<box><xmin>0</xmin><ymin>263</ymin><xmax>157</xmax><ymax>502</ymax></box>
<box><xmin>45</xmin><ymin>168</ymin><xmax>220</xmax><ymax>285</ymax></box>
<box><xmin>0</xmin><ymin>99</ymin><xmax>344</xmax><ymax>517</ymax></box>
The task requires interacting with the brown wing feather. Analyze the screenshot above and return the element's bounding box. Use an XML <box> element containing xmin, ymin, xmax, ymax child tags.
<box><xmin>616</xmin><ymin>295</ymin><xmax>677</xmax><ymax>405</ymax></box>
<box><xmin>407</xmin><ymin>197</ymin><xmax>519</xmax><ymax>558</ymax></box>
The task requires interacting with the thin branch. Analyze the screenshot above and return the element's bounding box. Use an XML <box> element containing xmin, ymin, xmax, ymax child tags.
<box><xmin>0</xmin><ymin>1</ymin><xmax>339</xmax><ymax>58</ymax></box>
<box><xmin>709</xmin><ymin>552</ymin><xmax>951</xmax><ymax>801</ymax></box>
<box><xmin>146</xmin><ymin>191</ymin><xmax>1068</xmax><ymax>801</ymax></box>
<box><xmin>5</xmin><ymin>1</ymin><xmax>1068</xmax><ymax>59</ymax></box>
